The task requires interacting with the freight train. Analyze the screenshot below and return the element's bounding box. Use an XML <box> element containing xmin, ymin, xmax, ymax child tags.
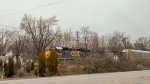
<box><xmin>122</xmin><ymin>49</ymin><xmax>150</xmax><ymax>60</ymax></box>
<box><xmin>44</xmin><ymin>47</ymin><xmax>90</xmax><ymax>59</ymax></box>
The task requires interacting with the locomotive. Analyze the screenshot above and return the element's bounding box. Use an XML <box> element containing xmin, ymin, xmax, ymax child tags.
<box><xmin>44</xmin><ymin>47</ymin><xmax>90</xmax><ymax>59</ymax></box>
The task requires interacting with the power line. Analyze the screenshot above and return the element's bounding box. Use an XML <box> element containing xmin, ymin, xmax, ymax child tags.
<box><xmin>0</xmin><ymin>0</ymin><xmax>68</xmax><ymax>18</ymax></box>
<box><xmin>0</xmin><ymin>24</ymin><xmax>18</xmax><ymax>29</ymax></box>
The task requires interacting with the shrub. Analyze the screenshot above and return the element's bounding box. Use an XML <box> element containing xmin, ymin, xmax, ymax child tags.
<box><xmin>16</xmin><ymin>59</ymin><xmax>21</xmax><ymax>70</ymax></box>
<box><xmin>38</xmin><ymin>52</ymin><xmax>46</xmax><ymax>76</ymax></box>
<box><xmin>4</xmin><ymin>62</ymin><xmax>7</xmax><ymax>73</ymax></box>
<box><xmin>47</xmin><ymin>49</ymin><xmax>58</xmax><ymax>75</ymax></box>
<box><xmin>0</xmin><ymin>59</ymin><xmax>2</xmax><ymax>66</ymax></box>
<box><xmin>31</xmin><ymin>61</ymin><xmax>35</xmax><ymax>71</ymax></box>
<box><xmin>24</xmin><ymin>60</ymin><xmax>35</xmax><ymax>73</ymax></box>
<box><xmin>16</xmin><ymin>69</ymin><xmax>25</xmax><ymax>77</ymax></box>
<box><xmin>34</xmin><ymin>67</ymin><xmax>38</xmax><ymax>76</ymax></box>
<box><xmin>83</xmin><ymin>56</ymin><xmax>147</xmax><ymax>74</ymax></box>
<box><xmin>5</xmin><ymin>57</ymin><xmax>15</xmax><ymax>77</ymax></box>
<box><xmin>0</xmin><ymin>59</ymin><xmax>3</xmax><ymax>71</ymax></box>
<box><xmin>25</xmin><ymin>61</ymin><xmax>31</xmax><ymax>73</ymax></box>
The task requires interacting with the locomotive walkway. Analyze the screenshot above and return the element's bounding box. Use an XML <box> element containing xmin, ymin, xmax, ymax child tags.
<box><xmin>0</xmin><ymin>70</ymin><xmax>150</xmax><ymax>84</ymax></box>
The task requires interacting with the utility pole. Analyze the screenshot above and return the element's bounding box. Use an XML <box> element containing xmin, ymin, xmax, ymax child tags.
<box><xmin>76</xmin><ymin>30</ymin><xmax>79</xmax><ymax>48</ymax></box>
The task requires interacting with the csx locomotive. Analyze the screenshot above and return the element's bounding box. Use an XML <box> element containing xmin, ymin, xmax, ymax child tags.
<box><xmin>44</xmin><ymin>47</ymin><xmax>90</xmax><ymax>59</ymax></box>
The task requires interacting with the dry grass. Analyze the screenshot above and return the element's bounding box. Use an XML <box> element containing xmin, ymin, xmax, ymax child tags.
<box><xmin>1</xmin><ymin>55</ymin><xmax>150</xmax><ymax>79</ymax></box>
<box><xmin>58</xmin><ymin>56</ymin><xmax>150</xmax><ymax>75</ymax></box>
<box><xmin>58</xmin><ymin>60</ymin><xmax>87</xmax><ymax>75</ymax></box>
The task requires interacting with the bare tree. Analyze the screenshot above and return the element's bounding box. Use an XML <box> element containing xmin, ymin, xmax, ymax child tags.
<box><xmin>99</xmin><ymin>35</ymin><xmax>106</xmax><ymax>55</ymax></box>
<box><xmin>0</xmin><ymin>29</ymin><xmax>14</xmax><ymax>56</ymax></box>
<box><xmin>20</xmin><ymin>14</ymin><xmax>59</xmax><ymax>56</ymax></box>
<box><xmin>106</xmin><ymin>31</ymin><xmax>127</xmax><ymax>55</ymax></box>
<box><xmin>50</xmin><ymin>27</ymin><xmax>63</xmax><ymax>47</ymax></box>
<box><xmin>62</xmin><ymin>28</ymin><xmax>74</xmax><ymax>47</ymax></box>
<box><xmin>89</xmin><ymin>32</ymin><xmax>100</xmax><ymax>57</ymax></box>
<box><xmin>134</xmin><ymin>37</ymin><xmax>150</xmax><ymax>51</ymax></box>
<box><xmin>89</xmin><ymin>32</ymin><xmax>100</xmax><ymax>51</ymax></box>
<box><xmin>80</xmin><ymin>26</ymin><xmax>91</xmax><ymax>49</ymax></box>
<box><xmin>20</xmin><ymin>35</ymin><xmax>36</xmax><ymax>60</ymax></box>
<box><xmin>10</xmin><ymin>31</ymin><xmax>26</xmax><ymax>69</ymax></box>
<box><xmin>122</xmin><ymin>36</ymin><xmax>133</xmax><ymax>49</ymax></box>
<box><xmin>75</xmin><ymin>30</ymin><xmax>81</xmax><ymax>48</ymax></box>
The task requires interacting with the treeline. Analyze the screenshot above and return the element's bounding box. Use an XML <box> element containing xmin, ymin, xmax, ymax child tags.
<box><xmin>1</xmin><ymin>14</ymin><xmax>150</xmax><ymax>59</ymax></box>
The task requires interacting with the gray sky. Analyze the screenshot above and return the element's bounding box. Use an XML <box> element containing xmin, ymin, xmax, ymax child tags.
<box><xmin>0</xmin><ymin>0</ymin><xmax>150</xmax><ymax>39</ymax></box>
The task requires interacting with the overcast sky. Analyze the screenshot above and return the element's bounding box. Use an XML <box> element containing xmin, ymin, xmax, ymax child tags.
<box><xmin>0</xmin><ymin>0</ymin><xmax>150</xmax><ymax>39</ymax></box>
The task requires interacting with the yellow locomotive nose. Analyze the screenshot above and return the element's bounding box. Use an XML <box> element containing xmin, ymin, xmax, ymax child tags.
<box><xmin>45</xmin><ymin>51</ymin><xmax>51</xmax><ymax>59</ymax></box>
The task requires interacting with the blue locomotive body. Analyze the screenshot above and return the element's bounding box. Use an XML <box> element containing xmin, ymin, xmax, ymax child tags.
<box><xmin>54</xmin><ymin>47</ymin><xmax>89</xmax><ymax>59</ymax></box>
